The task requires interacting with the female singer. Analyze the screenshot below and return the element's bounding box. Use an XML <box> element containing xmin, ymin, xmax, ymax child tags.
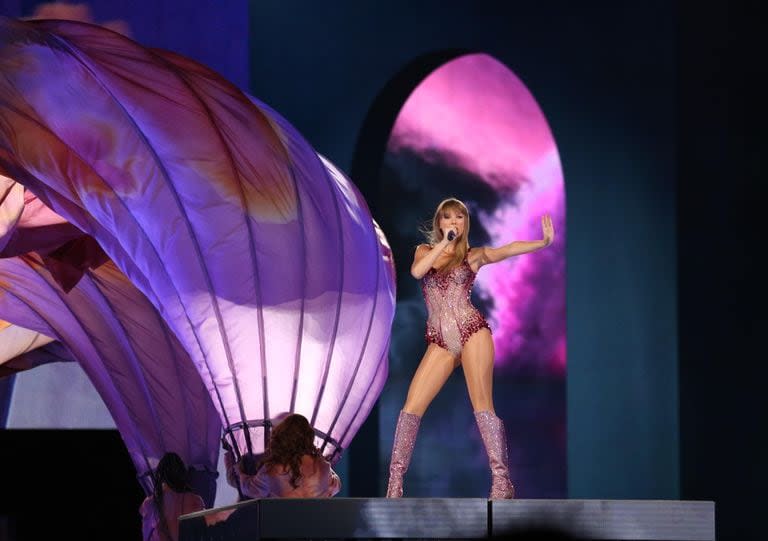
<box><xmin>385</xmin><ymin>197</ymin><xmax>554</xmax><ymax>499</ymax></box>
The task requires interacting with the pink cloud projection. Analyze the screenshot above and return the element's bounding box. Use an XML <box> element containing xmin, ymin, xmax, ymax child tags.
<box><xmin>391</xmin><ymin>55</ymin><xmax>558</xmax><ymax>190</ymax></box>
<box><xmin>389</xmin><ymin>53</ymin><xmax>566</xmax><ymax>374</ymax></box>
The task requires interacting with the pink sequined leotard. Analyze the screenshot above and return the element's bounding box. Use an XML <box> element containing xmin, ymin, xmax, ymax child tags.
<box><xmin>421</xmin><ymin>252</ymin><xmax>491</xmax><ymax>357</ymax></box>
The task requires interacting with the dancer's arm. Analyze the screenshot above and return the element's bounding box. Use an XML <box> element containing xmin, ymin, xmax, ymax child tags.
<box><xmin>472</xmin><ymin>215</ymin><xmax>554</xmax><ymax>268</ymax></box>
<box><xmin>318</xmin><ymin>458</ymin><xmax>342</xmax><ymax>497</ymax></box>
<box><xmin>328</xmin><ymin>468</ymin><xmax>341</xmax><ymax>496</ymax></box>
<box><xmin>237</xmin><ymin>464</ymin><xmax>269</xmax><ymax>498</ymax></box>
<box><xmin>182</xmin><ymin>492</ymin><xmax>206</xmax><ymax>514</ymax></box>
<box><xmin>223</xmin><ymin>450</ymin><xmax>238</xmax><ymax>488</ymax></box>
<box><xmin>410</xmin><ymin>230</ymin><xmax>454</xmax><ymax>279</ymax></box>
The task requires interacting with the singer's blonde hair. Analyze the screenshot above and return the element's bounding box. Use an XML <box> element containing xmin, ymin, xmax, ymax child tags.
<box><xmin>422</xmin><ymin>198</ymin><xmax>470</xmax><ymax>272</ymax></box>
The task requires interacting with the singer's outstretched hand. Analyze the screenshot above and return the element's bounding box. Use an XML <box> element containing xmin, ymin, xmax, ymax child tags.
<box><xmin>541</xmin><ymin>214</ymin><xmax>555</xmax><ymax>246</ymax></box>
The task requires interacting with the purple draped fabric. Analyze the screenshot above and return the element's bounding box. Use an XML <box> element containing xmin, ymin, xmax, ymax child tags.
<box><xmin>1</xmin><ymin>173</ymin><xmax>83</xmax><ymax>257</ymax></box>
<box><xmin>1</xmin><ymin>176</ymin><xmax>220</xmax><ymax>498</ymax></box>
<box><xmin>0</xmin><ymin>17</ymin><xmax>395</xmax><ymax>460</ymax></box>
<box><xmin>0</xmin><ymin>341</ymin><xmax>71</xmax><ymax>376</ymax></box>
<box><xmin>0</xmin><ymin>252</ymin><xmax>222</xmax><ymax>498</ymax></box>
<box><xmin>1</xmin><ymin>172</ymin><xmax>113</xmax><ymax>292</ymax></box>
<box><xmin>0</xmin><ymin>322</ymin><xmax>67</xmax><ymax>376</ymax></box>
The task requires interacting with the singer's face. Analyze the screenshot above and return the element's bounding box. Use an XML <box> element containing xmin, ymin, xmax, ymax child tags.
<box><xmin>439</xmin><ymin>207</ymin><xmax>466</xmax><ymax>237</ymax></box>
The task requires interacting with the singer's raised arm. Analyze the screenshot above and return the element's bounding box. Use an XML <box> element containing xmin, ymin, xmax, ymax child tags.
<box><xmin>410</xmin><ymin>239</ymin><xmax>451</xmax><ymax>279</ymax></box>
<box><xmin>470</xmin><ymin>215</ymin><xmax>555</xmax><ymax>270</ymax></box>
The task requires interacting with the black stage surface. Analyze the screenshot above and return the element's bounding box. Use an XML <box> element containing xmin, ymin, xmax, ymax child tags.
<box><xmin>180</xmin><ymin>498</ymin><xmax>715</xmax><ymax>540</ymax></box>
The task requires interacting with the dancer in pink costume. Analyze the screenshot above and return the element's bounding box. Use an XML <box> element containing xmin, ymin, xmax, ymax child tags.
<box><xmin>139</xmin><ymin>452</ymin><xmax>205</xmax><ymax>541</ymax></box>
<box><xmin>385</xmin><ymin>198</ymin><xmax>555</xmax><ymax>499</ymax></box>
<box><xmin>237</xmin><ymin>414</ymin><xmax>341</xmax><ymax>499</ymax></box>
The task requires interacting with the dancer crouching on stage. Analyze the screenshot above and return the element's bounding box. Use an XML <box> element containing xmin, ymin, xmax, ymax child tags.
<box><xmin>385</xmin><ymin>197</ymin><xmax>555</xmax><ymax>499</ymax></box>
<box><xmin>237</xmin><ymin>413</ymin><xmax>341</xmax><ymax>498</ymax></box>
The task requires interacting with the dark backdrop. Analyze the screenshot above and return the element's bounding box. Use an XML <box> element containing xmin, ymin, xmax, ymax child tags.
<box><xmin>678</xmin><ymin>2</ymin><xmax>764</xmax><ymax>540</ymax></box>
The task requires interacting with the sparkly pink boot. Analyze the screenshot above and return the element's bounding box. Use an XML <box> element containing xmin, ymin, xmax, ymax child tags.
<box><xmin>385</xmin><ymin>410</ymin><xmax>421</xmax><ymax>498</ymax></box>
<box><xmin>474</xmin><ymin>411</ymin><xmax>515</xmax><ymax>499</ymax></box>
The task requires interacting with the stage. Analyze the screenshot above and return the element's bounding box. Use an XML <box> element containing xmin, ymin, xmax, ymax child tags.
<box><xmin>179</xmin><ymin>498</ymin><xmax>715</xmax><ymax>540</ymax></box>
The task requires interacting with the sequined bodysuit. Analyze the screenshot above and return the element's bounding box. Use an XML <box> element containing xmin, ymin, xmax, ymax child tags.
<box><xmin>421</xmin><ymin>254</ymin><xmax>491</xmax><ymax>357</ymax></box>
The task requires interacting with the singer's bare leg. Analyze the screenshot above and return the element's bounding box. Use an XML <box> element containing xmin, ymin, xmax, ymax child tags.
<box><xmin>402</xmin><ymin>344</ymin><xmax>457</xmax><ymax>416</ymax></box>
<box><xmin>460</xmin><ymin>328</ymin><xmax>495</xmax><ymax>413</ymax></box>
<box><xmin>386</xmin><ymin>344</ymin><xmax>455</xmax><ymax>497</ymax></box>
<box><xmin>461</xmin><ymin>328</ymin><xmax>515</xmax><ymax>498</ymax></box>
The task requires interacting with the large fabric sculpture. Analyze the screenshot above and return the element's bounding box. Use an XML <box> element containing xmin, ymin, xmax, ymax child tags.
<box><xmin>0</xmin><ymin>180</ymin><xmax>221</xmax><ymax>503</ymax></box>
<box><xmin>0</xmin><ymin>17</ymin><xmax>395</xmax><ymax>464</ymax></box>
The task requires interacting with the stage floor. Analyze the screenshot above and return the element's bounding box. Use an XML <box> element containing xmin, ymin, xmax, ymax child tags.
<box><xmin>180</xmin><ymin>497</ymin><xmax>715</xmax><ymax>540</ymax></box>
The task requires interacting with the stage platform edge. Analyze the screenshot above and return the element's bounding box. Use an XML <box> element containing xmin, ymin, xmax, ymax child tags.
<box><xmin>180</xmin><ymin>497</ymin><xmax>715</xmax><ymax>540</ymax></box>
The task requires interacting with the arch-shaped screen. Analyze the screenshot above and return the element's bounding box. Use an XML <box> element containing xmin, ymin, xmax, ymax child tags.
<box><xmin>361</xmin><ymin>52</ymin><xmax>566</xmax><ymax>497</ymax></box>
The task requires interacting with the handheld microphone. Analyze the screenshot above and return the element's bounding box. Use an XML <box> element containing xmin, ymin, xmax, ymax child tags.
<box><xmin>447</xmin><ymin>230</ymin><xmax>456</xmax><ymax>241</ymax></box>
